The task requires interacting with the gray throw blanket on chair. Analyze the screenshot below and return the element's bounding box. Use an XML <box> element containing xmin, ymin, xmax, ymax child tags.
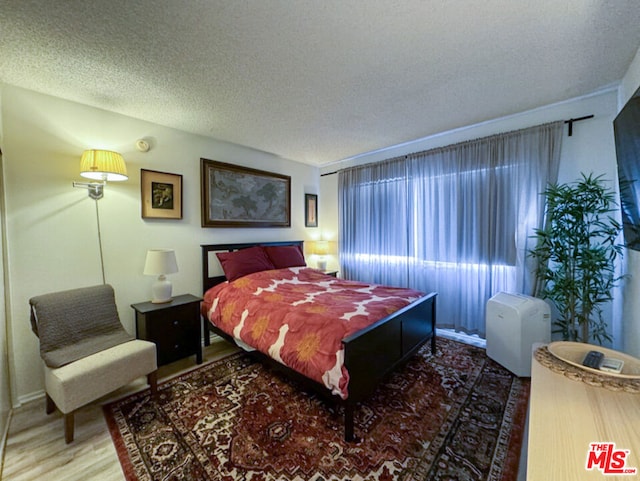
<box><xmin>30</xmin><ymin>284</ymin><xmax>134</xmax><ymax>368</ymax></box>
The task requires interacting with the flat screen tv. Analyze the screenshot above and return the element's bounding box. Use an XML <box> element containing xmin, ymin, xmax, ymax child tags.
<box><xmin>614</xmin><ymin>86</ymin><xmax>640</xmax><ymax>251</ymax></box>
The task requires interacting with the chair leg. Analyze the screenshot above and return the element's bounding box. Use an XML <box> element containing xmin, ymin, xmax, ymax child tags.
<box><xmin>148</xmin><ymin>370</ymin><xmax>158</xmax><ymax>398</ymax></box>
<box><xmin>45</xmin><ymin>393</ymin><xmax>56</xmax><ymax>415</ymax></box>
<box><xmin>64</xmin><ymin>412</ymin><xmax>74</xmax><ymax>444</ymax></box>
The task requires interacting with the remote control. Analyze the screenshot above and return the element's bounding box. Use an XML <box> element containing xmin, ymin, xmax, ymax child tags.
<box><xmin>582</xmin><ymin>350</ymin><xmax>604</xmax><ymax>369</ymax></box>
<box><xmin>600</xmin><ymin>357</ymin><xmax>624</xmax><ymax>373</ymax></box>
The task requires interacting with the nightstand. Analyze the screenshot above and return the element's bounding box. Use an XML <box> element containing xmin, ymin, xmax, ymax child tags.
<box><xmin>323</xmin><ymin>270</ymin><xmax>338</xmax><ymax>277</ymax></box>
<box><xmin>131</xmin><ymin>294</ymin><xmax>203</xmax><ymax>366</ymax></box>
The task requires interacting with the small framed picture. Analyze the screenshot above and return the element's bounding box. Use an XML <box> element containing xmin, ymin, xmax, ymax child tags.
<box><xmin>305</xmin><ymin>193</ymin><xmax>318</xmax><ymax>227</ymax></box>
<box><xmin>141</xmin><ymin>169</ymin><xmax>183</xmax><ymax>219</ymax></box>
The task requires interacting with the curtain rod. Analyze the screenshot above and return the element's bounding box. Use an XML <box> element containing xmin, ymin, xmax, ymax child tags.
<box><xmin>321</xmin><ymin>115</ymin><xmax>594</xmax><ymax>177</ymax></box>
<box><xmin>564</xmin><ymin>114</ymin><xmax>594</xmax><ymax>136</ymax></box>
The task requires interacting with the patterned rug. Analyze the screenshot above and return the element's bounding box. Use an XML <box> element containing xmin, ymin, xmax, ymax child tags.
<box><xmin>104</xmin><ymin>338</ymin><xmax>529</xmax><ymax>481</ymax></box>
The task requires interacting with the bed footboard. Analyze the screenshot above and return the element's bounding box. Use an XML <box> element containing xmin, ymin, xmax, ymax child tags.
<box><xmin>342</xmin><ymin>292</ymin><xmax>437</xmax><ymax>441</ymax></box>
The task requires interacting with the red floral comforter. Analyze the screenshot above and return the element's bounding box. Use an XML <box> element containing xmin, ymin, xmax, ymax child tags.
<box><xmin>202</xmin><ymin>267</ymin><xmax>423</xmax><ymax>399</ymax></box>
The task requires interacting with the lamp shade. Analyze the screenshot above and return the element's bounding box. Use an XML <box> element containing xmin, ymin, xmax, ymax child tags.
<box><xmin>313</xmin><ymin>240</ymin><xmax>329</xmax><ymax>256</ymax></box>
<box><xmin>143</xmin><ymin>249</ymin><xmax>178</xmax><ymax>275</ymax></box>
<box><xmin>80</xmin><ymin>150</ymin><xmax>128</xmax><ymax>181</ymax></box>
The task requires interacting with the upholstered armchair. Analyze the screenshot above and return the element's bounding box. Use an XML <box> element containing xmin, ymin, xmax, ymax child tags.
<box><xmin>29</xmin><ymin>284</ymin><xmax>158</xmax><ymax>443</ymax></box>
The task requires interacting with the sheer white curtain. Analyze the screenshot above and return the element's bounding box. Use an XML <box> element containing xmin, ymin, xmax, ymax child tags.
<box><xmin>339</xmin><ymin>122</ymin><xmax>563</xmax><ymax>336</ymax></box>
<box><xmin>339</xmin><ymin>158</ymin><xmax>412</xmax><ymax>288</ymax></box>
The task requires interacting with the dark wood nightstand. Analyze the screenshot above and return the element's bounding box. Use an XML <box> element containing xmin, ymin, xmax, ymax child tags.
<box><xmin>131</xmin><ymin>294</ymin><xmax>203</xmax><ymax>366</ymax></box>
<box><xmin>323</xmin><ymin>270</ymin><xmax>338</xmax><ymax>277</ymax></box>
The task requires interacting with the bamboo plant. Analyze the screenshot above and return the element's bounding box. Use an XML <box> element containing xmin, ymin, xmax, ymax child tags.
<box><xmin>529</xmin><ymin>173</ymin><xmax>624</xmax><ymax>344</ymax></box>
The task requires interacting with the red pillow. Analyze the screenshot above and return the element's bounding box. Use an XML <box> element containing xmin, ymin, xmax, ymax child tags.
<box><xmin>216</xmin><ymin>246</ymin><xmax>275</xmax><ymax>281</ymax></box>
<box><xmin>263</xmin><ymin>245</ymin><xmax>306</xmax><ymax>268</ymax></box>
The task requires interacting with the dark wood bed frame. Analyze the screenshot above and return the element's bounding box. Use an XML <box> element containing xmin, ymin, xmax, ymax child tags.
<box><xmin>201</xmin><ymin>241</ymin><xmax>437</xmax><ymax>442</ymax></box>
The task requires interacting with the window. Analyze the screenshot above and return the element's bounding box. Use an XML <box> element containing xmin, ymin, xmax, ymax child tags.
<box><xmin>339</xmin><ymin>122</ymin><xmax>563</xmax><ymax>335</ymax></box>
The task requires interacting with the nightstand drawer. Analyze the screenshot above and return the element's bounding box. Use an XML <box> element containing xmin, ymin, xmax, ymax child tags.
<box><xmin>147</xmin><ymin>307</ymin><xmax>198</xmax><ymax>365</ymax></box>
<box><xmin>154</xmin><ymin>333</ymin><xmax>196</xmax><ymax>365</ymax></box>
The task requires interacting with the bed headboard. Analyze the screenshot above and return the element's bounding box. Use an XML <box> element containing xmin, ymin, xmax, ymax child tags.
<box><xmin>201</xmin><ymin>240</ymin><xmax>304</xmax><ymax>294</ymax></box>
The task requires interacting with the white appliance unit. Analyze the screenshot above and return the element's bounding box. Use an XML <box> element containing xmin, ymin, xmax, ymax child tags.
<box><xmin>486</xmin><ymin>292</ymin><xmax>550</xmax><ymax>377</ymax></box>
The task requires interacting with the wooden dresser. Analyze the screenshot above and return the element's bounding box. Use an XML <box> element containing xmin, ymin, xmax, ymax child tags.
<box><xmin>527</xmin><ymin>348</ymin><xmax>640</xmax><ymax>480</ymax></box>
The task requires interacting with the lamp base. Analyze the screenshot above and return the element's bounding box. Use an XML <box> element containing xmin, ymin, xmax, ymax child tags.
<box><xmin>317</xmin><ymin>258</ymin><xmax>327</xmax><ymax>271</ymax></box>
<box><xmin>151</xmin><ymin>275</ymin><xmax>173</xmax><ymax>304</ymax></box>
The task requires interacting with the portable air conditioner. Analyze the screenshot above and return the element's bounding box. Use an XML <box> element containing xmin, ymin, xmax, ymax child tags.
<box><xmin>486</xmin><ymin>292</ymin><xmax>550</xmax><ymax>377</ymax></box>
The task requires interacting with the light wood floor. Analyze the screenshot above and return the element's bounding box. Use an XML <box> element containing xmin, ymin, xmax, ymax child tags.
<box><xmin>1</xmin><ymin>339</ymin><xmax>239</xmax><ymax>481</ymax></box>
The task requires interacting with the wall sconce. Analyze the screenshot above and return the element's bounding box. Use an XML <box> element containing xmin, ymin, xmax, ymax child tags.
<box><xmin>72</xmin><ymin>149</ymin><xmax>128</xmax><ymax>284</ymax></box>
<box><xmin>72</xmin><ymin>149</ymin><xmax>128</xmax><ymax>199</ymax></box>
<box><xmin>143</xmin><ymin>249</ymin><xmax>179</xmax><ymax>303</ymax></box>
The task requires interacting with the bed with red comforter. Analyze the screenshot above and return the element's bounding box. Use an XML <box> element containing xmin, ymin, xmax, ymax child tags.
<box><xmin>201</xmin><ymin>241</ymin><xmax>437</xmax><ymax>441</ymax></box>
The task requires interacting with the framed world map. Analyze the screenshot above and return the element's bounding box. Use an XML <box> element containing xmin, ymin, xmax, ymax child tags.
<box><xmin>200</xmin><ymin>158</ymin><xmax>291</xmax><ymax>228</ymax></box>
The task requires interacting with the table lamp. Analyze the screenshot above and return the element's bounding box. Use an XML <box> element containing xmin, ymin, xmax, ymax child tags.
<box><xmin>143</xmin><ymin>249</ymin><xmax>178</xmax><ymax>303</ymax></box>
<box><xmin>314</xmin><ymin>240</ymin><xmax>329</xmax><ymax>271</ymax></box>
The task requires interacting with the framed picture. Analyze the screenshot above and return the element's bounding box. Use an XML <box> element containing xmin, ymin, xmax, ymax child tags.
<box><xmin>200</xmin><ymin>158</ymin><xmax>291</xmax><ymax>228</ymax></box>
<box><xmin>141</xmin><ymin>169</ymin><xmax>183</xmax><ymax>219</ymax></box>
<box><xmin>305</xmin><ymin>193</ymin><xmax>318</xmax><ymax>227</ymax></box>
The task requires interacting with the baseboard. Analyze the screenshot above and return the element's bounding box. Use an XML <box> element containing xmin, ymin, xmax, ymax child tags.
<box><xmin>436</xmin><ymin>328</ymin><xmax>487</xmax><ymax>348</ymax></box>
<box><xmin>16</xmin><ymin>389</ymin><xmax>44</xmax><ymax>407</ymax></box>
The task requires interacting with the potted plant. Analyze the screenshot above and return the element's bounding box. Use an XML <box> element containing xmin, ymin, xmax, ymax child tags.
<box><xmin>529</xmin><ymin>173</ymin><xmax>624</xmax><ymax>344</ymax></box>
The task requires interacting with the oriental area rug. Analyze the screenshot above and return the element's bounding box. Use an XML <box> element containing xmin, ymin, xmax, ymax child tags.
<box><xmin>103</xmin><ymin>338</ymin><xmax>529</xmax><ymax>481</ymax></box>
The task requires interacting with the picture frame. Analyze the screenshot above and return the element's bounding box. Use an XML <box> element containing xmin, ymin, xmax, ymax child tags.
<box><xmin>141</xmin><ymin>169</ymin><xmax>183</xmax><ymax>219</ymax></box>
<box><xmin>305</xmin><ymin>193</ymin><xmax>318</xmax><ymax>227</ymax></box>
<box><xmin>200</xmin><ymin>158</ymin><xmax>291</xmax><ymax>228</ymax></box>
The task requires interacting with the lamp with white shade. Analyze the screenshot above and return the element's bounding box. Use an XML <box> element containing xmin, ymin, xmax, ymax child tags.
<box><xmin>143</xmin><ymin>249</ymin><xmax>179</xmax><ymax>303</ymax></box>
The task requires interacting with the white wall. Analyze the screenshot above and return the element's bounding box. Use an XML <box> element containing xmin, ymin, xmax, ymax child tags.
<box><xmin>321</xmin><ymin>87</ymin><xmax>624</xmax><ymax>347</ymax></box>
<box><xmin>0</xmin><ymin>85</ymin><xmax>319</xmax><ymax>403</ymax></box>
<box><xmin>619</xmin><ymin>45</ymin><xmax>640</xmax><ymax>357</ymax></box>
<box><xmin>316</xmin><ymin>174</ymin><xmax>340</xmax><ymax>272</ymax></box>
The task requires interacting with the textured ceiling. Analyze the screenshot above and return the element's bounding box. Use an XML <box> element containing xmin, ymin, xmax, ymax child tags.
<box><xmin>1</xmin><ymin>0</ymin><xmax>640</xmax><ymax>166</ymax></box>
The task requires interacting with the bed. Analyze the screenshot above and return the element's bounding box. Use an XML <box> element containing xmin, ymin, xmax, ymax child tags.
<box><xmin>201</xmin><ymin>241</ymin><xmax>437</xmax><ymax>441</ymax></box>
